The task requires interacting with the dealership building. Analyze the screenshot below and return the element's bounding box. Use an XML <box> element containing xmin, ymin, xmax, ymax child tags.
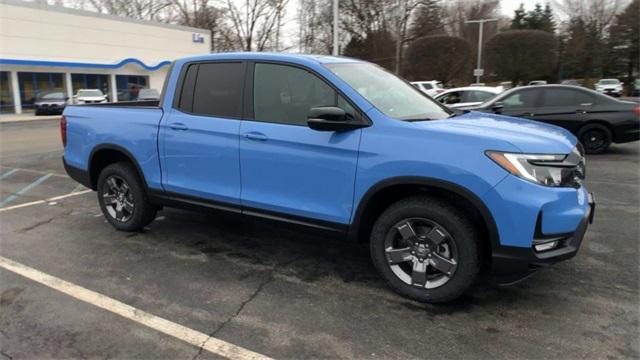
<box><xmin>0</xmin><ymin>0</ymin><xmax>211</xmax><ymax>114</ymax></box>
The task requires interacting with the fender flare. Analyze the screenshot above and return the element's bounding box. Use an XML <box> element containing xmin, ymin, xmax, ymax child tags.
<box><xmin>88</xmin><ymin>144</ymin><xmax>149</xmax><ymax>191</ymax></box>
<box><xmin>348</xmin><ymin>176</ymin><xmax>500</xmax><ymax>249</ymax></box>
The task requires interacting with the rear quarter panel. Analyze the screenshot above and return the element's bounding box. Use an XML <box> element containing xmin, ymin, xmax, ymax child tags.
<box><xmin>63</xmin><ymin>105</ymin><xmax>164</xmax><ymax>189</ymax></box>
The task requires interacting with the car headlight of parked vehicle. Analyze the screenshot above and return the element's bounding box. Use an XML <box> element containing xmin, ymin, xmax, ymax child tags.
<box><xmin>486</xmin><ymin>146</ymin><xmax>585</xmax><ymax>188</ymax></box>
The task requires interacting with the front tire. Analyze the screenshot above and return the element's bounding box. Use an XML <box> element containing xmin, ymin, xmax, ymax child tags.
<box><xmin>370</xmin><ymin>195</ymin><xmax>480</xmax><ymax>303</ymax></box>
<box><xmin>97</xmin><ymin>162</ymin><xmax>157</xmax><ymax>231</ymax></box>
<box><xmin>578</xmin><ymin>124</ymin><xmax>612</xmax><ymax>154</ymax></box>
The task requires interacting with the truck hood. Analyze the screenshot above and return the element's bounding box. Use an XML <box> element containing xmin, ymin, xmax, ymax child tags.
<box><xmin>415</xmin><ymin>111</ymin><xmax>577</xmax><ymax>154</ymax></box>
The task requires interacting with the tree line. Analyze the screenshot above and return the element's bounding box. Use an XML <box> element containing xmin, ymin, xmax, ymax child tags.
<box><xmin>56</xmin><ymin>0</ymin><xmax>638</xmax><ymax>87</ymax></box>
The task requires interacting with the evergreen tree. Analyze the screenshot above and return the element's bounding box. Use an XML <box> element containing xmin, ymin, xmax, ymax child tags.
<box><xmin>509</xmin><ymin>3</ymin><xmax>555</xmax><ymax>33</ymax></box>
<box><xmin>510</xmin><ymin>4</ymin><xmax>527</xmax><ymax>30</ymax></box>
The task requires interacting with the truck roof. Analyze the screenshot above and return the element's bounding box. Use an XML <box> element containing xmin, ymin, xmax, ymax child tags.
<box><xmin>177</xmin><ymin>52</ymin><xmax>364</xmax><ymax>65</ymax></box>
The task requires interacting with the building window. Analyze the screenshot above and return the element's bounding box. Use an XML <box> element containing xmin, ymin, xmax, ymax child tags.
<box><xmin>17</xmin><ymin>72</ymin><xmax>65</xmax><ymax>111</ymax></box>
<box><xmin>116</xmin><ymin>75</ymin><xmax>149</xmax><ymax>101</ymax></box>
<box><xmin>0</xmin><ymin>72</ymin><xmax>14</xmax><ymax>114</ymax></box>
<box><xmin>71</xmin><ymin>74</ymin><xmax>111</xmax><ymax>101</ymax></box>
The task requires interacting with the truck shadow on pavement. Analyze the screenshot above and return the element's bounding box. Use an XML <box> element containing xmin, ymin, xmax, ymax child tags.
<box><xmin>134</xmin><ymin>207</ymin><xmax>530</xmax><ymax>315</ymax></box>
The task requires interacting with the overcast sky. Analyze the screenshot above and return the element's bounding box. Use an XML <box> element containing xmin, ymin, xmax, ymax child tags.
<box><xmin>499</xmin><ymin>0</ymin><xmax>543</xmax><ymax>16</ymax></box>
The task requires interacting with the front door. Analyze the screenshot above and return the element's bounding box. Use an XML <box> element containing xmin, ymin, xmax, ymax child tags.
<box><xmin>239</xmin><ymin>62</ymin><xmax>362</xmax><ymax>225</ymax></box>
<box><xmin>159</xmin><ymin>61</ymin><xmax>244</xmax><ymax>205</ymax></box>
<box><xmin>495</xmin><ymin>88</ymin><xmax>542</xmax><ymax>120</ymax></box>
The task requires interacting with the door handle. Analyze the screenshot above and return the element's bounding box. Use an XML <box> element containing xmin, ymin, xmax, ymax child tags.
<box><xmin>244</xmin><ymin>132</ymin><xmax>268</xmax><ymax>141</ymax></box>
<box><xmin>169</xmin><ymin>122</ymin><xmax>188</xmax><ymax>131</ymax></box>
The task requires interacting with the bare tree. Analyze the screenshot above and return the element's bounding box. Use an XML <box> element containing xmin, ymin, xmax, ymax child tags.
<box><xmin>387</xmin><ymin>0</ymin><xmax>423</xmax><ymax>73</ymax></box>
<box><xmin>172</xmin><ymin>0</ymin><xmax>227</xmax><ymax>51</ymax></box>
<box><xmin>84</xmin><ymin>0</ymin><xmax>174</xmax><ymax>21</ymax></box>
<box><xmin>224</xmin><ymin>0</ymin><xmax>289</xmax><ymax>51</ymax></box>
<box><xmin>553</xmin><ymin>0</ymin><xmax>628</xmax><ymax>33</ymax></box>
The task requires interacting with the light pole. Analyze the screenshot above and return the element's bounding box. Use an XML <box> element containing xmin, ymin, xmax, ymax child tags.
<box><xmin>466</xmin><ymin>18</ymin><xmax>497</xmax><ymax>84</ymax></box>
<box><xmin>332</xmin><ymin>0</ymin><xmax>339</xmax><ymax>56</ymax></box>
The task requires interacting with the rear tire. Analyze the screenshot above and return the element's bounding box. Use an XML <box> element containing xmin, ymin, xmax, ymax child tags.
<box><xmin>97</xmin><ymin>162</ymin><xmax>157</xmax><ymax>231</ymax></box>
<box><xmin>578</xmin><ymin>124</ymin><xmax>612</xmax><ymax>154</ymax></box>
<box><xmin>370</xmin><ymin>195</ymin><xmax>479</xmax><ymax>303</ymax></box>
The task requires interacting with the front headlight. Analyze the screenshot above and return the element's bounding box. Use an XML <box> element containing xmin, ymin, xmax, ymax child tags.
<box><xmin>486</xmin><ymin>148</ymin><xmax>585</xmax><ymax>188</ymax></box>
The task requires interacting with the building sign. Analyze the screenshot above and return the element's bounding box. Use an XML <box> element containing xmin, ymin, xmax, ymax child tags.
<box><xmin>192</xmin><ymin>33</ymin><xmax>204</xmax><ymax>43</ymax></box>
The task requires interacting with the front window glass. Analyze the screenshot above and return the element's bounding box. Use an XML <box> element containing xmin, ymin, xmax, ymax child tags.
<box><xmin>253</xmin><ymin>63</ymin><xmax>355</xmax><ymax>126</ymax></box>
<box><xmin>326</xmin><ymin>63</ymin><xmax>451</xmax><ymax>120</ymax></box>
<box><xmin>501</xmin><ymin>90</ymin><xmax>539</xmax><ymax>108</ymax></box>
<box><xmin>599</xmin><ymin>79</ymin><xmax>619</xmax><ymax>85</ymax></box>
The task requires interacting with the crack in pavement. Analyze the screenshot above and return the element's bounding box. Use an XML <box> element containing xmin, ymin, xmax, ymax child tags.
<box><xmin>191</xmin><ymin>255</ymin><xmax>300</xmax><ymax>360</ymax></box>
<box><xmin>17</xmin><ymin>211</ymin><xmax>71</xmax><ymax>233</ymax></box>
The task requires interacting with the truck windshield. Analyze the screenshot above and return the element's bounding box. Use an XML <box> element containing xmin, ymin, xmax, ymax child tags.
<box><xmin>325</xmin><ymin>63</ymin><xmax>452</xmax><ymax>121</ymax></box>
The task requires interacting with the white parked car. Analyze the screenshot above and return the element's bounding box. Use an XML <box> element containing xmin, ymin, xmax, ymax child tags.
<box><xmin>594</xmin><ymin>79</ymin><xmax>623</xmax><ymax>97</ymax></box>
<box><xmin>433</xmin><ymin>86</ymin><xmax>503</xmax><ymax>109</ymax></box>
<box><xmin>411</xmin><ymin>80</ymin><xmax>444</xmax><ymax>97</ymax></box>
<box><xmin>74</xmin><ymin>89</ymin><xmax>108</xmax><ymax>104</ymax></box>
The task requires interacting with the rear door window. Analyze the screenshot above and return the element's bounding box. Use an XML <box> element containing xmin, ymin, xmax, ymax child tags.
<box><xmin>191</xmin><ymin>62</ymin><xmax>244</xmax><ymax>118</ymax></box>
<box><xmin>541</xmin><ymin>88</ymin><xmax>596</xmax><ymax>107</ymax></box>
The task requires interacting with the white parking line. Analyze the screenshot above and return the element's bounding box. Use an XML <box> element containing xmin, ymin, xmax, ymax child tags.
<box><xmin>0</xmin><ymin>256</ymin><xmax>271</xmax><ymax>360</ymax></box>
<box><xmin>0</xmin><ymin>189</ymin><xmax>92</xmax><ymax>212</ymax></box>
<box><xmin>0</xmin><ymin>173</ymin><xmax>54</xmax><ymax>207</ymax></box>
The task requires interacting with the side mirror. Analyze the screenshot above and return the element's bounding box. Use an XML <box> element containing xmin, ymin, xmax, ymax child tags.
<box><xmin>492</xmin><ymin>101</ymin><xmax>504</xmax><ymax>112</ymax></box>
<box><xmin>307</xmin><ymin>106</ymin><xmax>363</xmax><ymax>132</ymax></box>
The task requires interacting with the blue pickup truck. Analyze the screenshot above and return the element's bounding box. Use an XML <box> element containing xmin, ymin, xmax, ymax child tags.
<box><xmin>62</xmin><ymin>53</ymin><xmax>594</xmax><ymax>303</ymax></box>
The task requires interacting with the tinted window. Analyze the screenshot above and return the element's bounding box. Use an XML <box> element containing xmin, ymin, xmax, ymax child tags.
<box><xmin>178</xmin><ymin>64</ymin><xmax>198</xmax><ymax>111</ymax></box>
<box><xmin>253</xmin><ymin>63</ymin><xmax>354</xmax><ymax>125</ymax></box>
<box><xmin>463</xmin><ymin>90</ymin><xmax>495</xmax><ymax>103</ymax></box>
<box><xmin>542</xmin><ymin>89</ymin><xmax>595</xmax><ymax>107</ymax></box>
<box><xmin>421</xmin><ymin>83</ymin><xmax>433</xmax><ymax>90</ymax></box>
<box><xmin>501</xmin><ymin>89</ymin><xmax>539</xmax><ymax>108</ymax></box>
<box><xmin>574</xmin><ymin>91</ymin><xmax>595</xmax><ymax>105</ymax></box>
<box><xmin>192</xmin><ymin>62</ymin><xmax>243</xmax><ymax>118</ymax></box>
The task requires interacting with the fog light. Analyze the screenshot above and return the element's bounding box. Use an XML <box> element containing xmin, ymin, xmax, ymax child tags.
<box><xmin>534</xmin><ymin>241</ymin><xmax>558</xmax><ymax>252</ymax></box>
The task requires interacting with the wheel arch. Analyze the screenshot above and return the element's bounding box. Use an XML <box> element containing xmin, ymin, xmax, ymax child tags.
<box><xmin>578</xmin><ymin>120</ymin><xmax>616</xmax><ymax>142</ymax></box>
<box><xmin>348</xmin><ymin>177</ymin><xmax>500</xmax><ymax>261</ymax></box>
<box><xmin>88</xmin><ymin>144</ymin><xmax>148</xmax><ymax>191</ymax></box>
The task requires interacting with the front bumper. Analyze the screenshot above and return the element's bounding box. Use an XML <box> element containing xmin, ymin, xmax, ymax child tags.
<box><xmin>597</xmin><ymin>88</ymin><xmax>622</xmax><ymax>96</ymax></box>
<box><xmin>492</xmin><ymin>193</ymin><xmax>595</xmax><ymax>284</ymax></box>
<box><xmin>35</xmin><ymin>104</ymin><xmax>66</xmax><ymax>114</ymax></box>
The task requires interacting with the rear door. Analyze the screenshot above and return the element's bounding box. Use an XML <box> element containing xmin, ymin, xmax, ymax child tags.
<box><xmin>159</xmin><ymin>61</ymin><xmax>244</xmax><ymax>206</ymax></box>
<box><xmin>239</xmin><ymin>62</ymin><xmax>362</xmax><ymax>225</ymax></box>
<box><xmin>530</xmin><ymin>88</ymin><xmax>595</xmax><ymax>134</ymax></box>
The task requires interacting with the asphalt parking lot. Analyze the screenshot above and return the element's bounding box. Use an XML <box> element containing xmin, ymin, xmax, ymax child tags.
<box><xmin>1</xmin><ymin>119</ymin><xmax>638</xmax><ymax>359</ymax></box>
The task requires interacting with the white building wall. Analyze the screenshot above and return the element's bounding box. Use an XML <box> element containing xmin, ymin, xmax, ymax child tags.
<box><xmin>0</xmin><ymin>0</ymin><xmax>210</xmax><ymax>113</ymax></box>
<box><xmin>0</xmin><ymin>0</ymin><xmax>210</xmax><ymax>64</ymax></box>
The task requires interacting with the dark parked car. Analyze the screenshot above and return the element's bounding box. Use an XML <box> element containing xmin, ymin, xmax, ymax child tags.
<box><xmin>464</xmin><ymin>85</ymin><xmax>640</xmax><ymax>154</ymax></box>
<box><xmin>34</xmin><ymin>91</ymin><xmax>68</xmax><ymax>115</ymax></box>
